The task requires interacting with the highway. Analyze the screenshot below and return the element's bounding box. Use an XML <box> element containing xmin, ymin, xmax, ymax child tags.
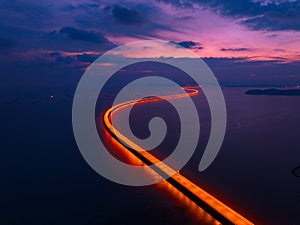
<box><xmin>103</xmin><ymin>86</ymin><xmax>254</xmax><ymax>225</ymax></box>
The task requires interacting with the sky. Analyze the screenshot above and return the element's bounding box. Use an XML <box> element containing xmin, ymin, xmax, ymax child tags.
<box><xmin>1</xmin><ymin>0</ymin><xmax>300</xmax><ymax>88</ymax></box>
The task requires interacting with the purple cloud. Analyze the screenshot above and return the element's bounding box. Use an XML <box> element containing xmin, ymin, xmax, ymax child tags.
<box><xmin>59</xmin><ymin>27</ymin><xmax>110</xmax><ymax>44</ymax></box>
<box><xmin>171</xmin><ymin>41</ymin><xmax>203</xmax><ymax>50</ymax></box>
<box><xmin>112</xmin><ymin>5</ymin><xmax>145</xmax><ymax>25</ymax></box>
<box><xmin>220</xmin><ymin>48</ymin><xmax>250</xmax><ymax>52</ymax></box>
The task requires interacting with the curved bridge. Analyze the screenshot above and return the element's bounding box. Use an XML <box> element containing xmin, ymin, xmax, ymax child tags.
<box><xmin>103</xmin><ymin>86</ymin><xmax>254</xmax><ymax>225</ymax></box>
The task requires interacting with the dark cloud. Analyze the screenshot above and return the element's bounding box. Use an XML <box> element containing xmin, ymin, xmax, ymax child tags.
<box><xmin>47</xmin><ymin>51</ymin><xmax>61</xmax><ymax>57</ymax></box>
<box><xmin>158</xmin><ymin>0</ymin><xmax>300</xmax><ymax>31</ymax></box>
<box><xmin>70</xmin><ymin>3</ymin><xmax>174</xmax><ymax>39</ymax></box>
<box><xmin>220</xmin><ymin>47</ymin><xmax>250</xmax><ymax>52</ymax></box>
<box><xmin>55</xmin><ymin>55</ymin><xmax>75</xmax><ymax>64</ymax></box>
<box><xmin>171</xmin><ymin>41</ymin><xmax>203</xmax><ymax>49</ymax></box>
<box><xmin>0</xmin><ymin>0</ymin><xmax>52</xmax><ymax>29</ymax></box>
<box><xmin>47</xmin><ymin>51</ymin><xmax>99</xmax><ymax>64</ymax></box>
<box><xmin>112</xmin><ymin>5</ymin><xmax>145</xmax><ymax>25</ymax></box>
<box><xmin>177</xmin><ymin>41</ymin><xmax>196</xmax><ymax>48</ymax></box>
<box><xmin>76</xmin><ymin>53</ymin><xmax>99</xmax><ymax>63</ymax></box>
<box><xmin>47</xmin><ymin>51</ymin><xmax>74</xmax><ymax>64</ymax></box>
<box><xmin>59</xmin><ymin>27</ymin><xmax>110</xmax><ymax>43</ymax></box>
<box><xmin>217</xmin><ymin>1</ymin><xmax>300</xmax><ymax>31</ymax></box>
<box><xmin>45</xmin><ymin>51</ymin><xmax>100</xmax><ymax>64</ymax></box>
<box><xmin>241</xmin><ymin>3</ymin><xmax>300</xmax><ymax>31</ymax></box>
<box><xmin>45</xmin><ymin>30</ymin><xmax>115</xmax><ymax>52</ymax></box>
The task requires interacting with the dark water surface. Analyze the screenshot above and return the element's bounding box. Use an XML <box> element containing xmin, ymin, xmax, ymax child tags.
<box><xmin>1</xmin><ymin>87</ymin><xmax>300</xmax><ymax>225</ymax></box>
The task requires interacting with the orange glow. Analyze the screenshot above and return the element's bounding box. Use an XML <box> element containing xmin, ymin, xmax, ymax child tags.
<box><xmin>98</xmin><ymin>63</ymin><xmax>115</xmax><ymax>67</ymax></box>
<box><xmin>101</xmin><ymin>123</ymin><xmax>144</xmax><ymax>166</ymax></box>
<box><xmin>102</xmin><ymin>86</ymin><xmax>254</xmax><ymax>225</ymax></box>
<box><xmin>155</xmin><ymin>180</ymin><xmax>222</xmax><ymax>225</ymax></box>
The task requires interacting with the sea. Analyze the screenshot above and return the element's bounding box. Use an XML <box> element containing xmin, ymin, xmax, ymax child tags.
<box><xmin>1</xmin><ymin>86</ymin><xmax>300</xmax><ymax>225</ymax></box>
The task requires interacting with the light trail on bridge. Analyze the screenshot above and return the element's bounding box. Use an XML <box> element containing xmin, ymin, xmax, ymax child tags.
<box><xmin>102</xmin><ymin>86</ymin><xmax>254</xmax><ymax>225</ymax></box>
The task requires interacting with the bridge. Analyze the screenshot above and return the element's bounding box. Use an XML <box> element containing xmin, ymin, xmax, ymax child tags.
<box><xmin>103</xmin><ymin>86</ymin><xmax>254</xmax><ymax>225</ymax></box>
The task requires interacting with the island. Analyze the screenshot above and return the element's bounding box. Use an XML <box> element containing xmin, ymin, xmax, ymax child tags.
<box><xmin>292</xmin><ymin>166</ymin><xmax>300</xmax><ymax>178</ymax></box>
<box><xmin>245</xmin><ymin>88</ymin><xmax>300</xmax><ymax>96</ymax></box>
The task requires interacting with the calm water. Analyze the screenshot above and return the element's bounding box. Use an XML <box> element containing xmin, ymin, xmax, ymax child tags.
<box><xmin>1</xmin><ymin>87</ymin><xmax>300</xmax><ymax>225</ymax></box>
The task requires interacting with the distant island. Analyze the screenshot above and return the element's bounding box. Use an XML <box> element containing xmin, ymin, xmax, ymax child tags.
<box><xmin>245</xmin><ymin>88</ymin><xmax>300</xmax><ymax>96</ymax></box>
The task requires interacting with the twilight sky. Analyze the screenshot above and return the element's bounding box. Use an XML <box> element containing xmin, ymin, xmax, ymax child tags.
<box><xmin>1</xmin><ymin>0</ymin><xmax>300</xmax><ymax>88</ymax></box>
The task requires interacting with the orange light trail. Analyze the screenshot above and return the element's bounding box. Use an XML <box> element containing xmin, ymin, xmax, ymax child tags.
<box><xmin>102</xmin><ymin>86</ymin><xmax>254</xmax><ymax>225</ymax></box>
